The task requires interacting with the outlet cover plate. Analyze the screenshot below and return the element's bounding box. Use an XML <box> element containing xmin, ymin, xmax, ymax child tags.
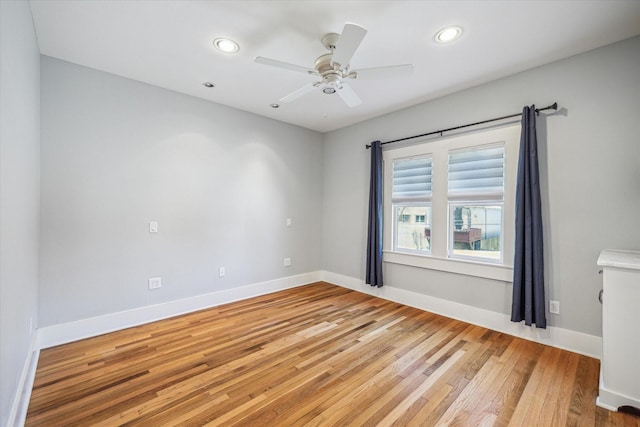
<box><xmin>149</xmin><ymin>277</ymin><xmax>162</xmax><ymax>290</ymax></box>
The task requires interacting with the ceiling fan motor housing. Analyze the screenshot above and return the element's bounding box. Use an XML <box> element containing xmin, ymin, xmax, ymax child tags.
<box><xmin>314</xmin><ymin>53</ymin><xmax>344</xmax><ymax>93</ymax></box>
<box><xmin>314</xmin><ymin>53</ymin><xmax>338</xmax><ymax>74</ymax></box>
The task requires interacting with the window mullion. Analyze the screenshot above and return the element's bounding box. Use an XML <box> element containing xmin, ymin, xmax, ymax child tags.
<box><xmin>430</xmin><ymin>150</ymin><xmax>449</xmax><ymax>258</ymax></box>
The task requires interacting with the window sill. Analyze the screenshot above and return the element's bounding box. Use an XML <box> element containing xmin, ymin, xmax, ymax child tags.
<box><xmin>383</xmin><ymin>251</ymin><xmax>513</xmax><ymax>282</ymax></box>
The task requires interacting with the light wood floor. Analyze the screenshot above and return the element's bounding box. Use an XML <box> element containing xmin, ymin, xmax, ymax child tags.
<box><xmin>27</xmin><ymin>282</ymin><xmax>639</xmax><ymax>426</ymax></box>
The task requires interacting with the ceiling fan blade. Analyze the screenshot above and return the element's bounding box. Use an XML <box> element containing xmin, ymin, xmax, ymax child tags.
<box><xmin>254</xmin><ymin>56</ymin><xmax>316</xmax><ymax>75</ymax></box>
<box><xmin>337</xmin><ymin>83</ymin><xmax>362</xmax><ymax>107</ymax></box>
<box><xmin>280</xmin><ymin>83</ymin><xmax>318</xmax><ymax>103</ymax></box>
<box><xmin>331</xmin><ymin>23</ymin><xmax>367</xmax><ymax>68</ymax></box>
<box><xmin>354</xmin><ymin>64</ymin><xmax>414</xmax><ymax>80</ymax></box>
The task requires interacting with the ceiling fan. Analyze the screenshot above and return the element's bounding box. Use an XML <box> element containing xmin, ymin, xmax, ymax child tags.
<box><xmin>254</xmin><ymin>23</ymin><xmax>413</xmax><ymax>107</ymax></box>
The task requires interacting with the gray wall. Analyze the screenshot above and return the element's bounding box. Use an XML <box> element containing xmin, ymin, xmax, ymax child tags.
<box><xmin>0</xmin><ymin>1</ymin><xmax>41</xmax><ymax>424</ymax></box>
<box><xmin>322</xmin><ymin>36</ymin><xmax>640</xmax><ymax>337</ymax></box>
<box><xmin>39</xmin><ymin>57</ymin><xmax>323</xmax><ymax>326</ymax></box>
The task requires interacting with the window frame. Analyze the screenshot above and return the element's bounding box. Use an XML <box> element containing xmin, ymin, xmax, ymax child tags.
<box><xmin>390</xmin><ymin>154</ymin><xmax>433</xmax><ymax>256</ymax></box>
<box><xmin>446</xmin><ymin>143</ymin><xmax>506</xmax><ymax>264</ymax></box>
<box><xmin>382</xmin><ymin>125</ymin><xmax>520</xmax><ymax>282</ymax></box>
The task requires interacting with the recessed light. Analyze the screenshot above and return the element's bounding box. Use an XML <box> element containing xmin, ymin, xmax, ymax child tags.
<box><xmin>270</xmin><ymin>103</ymin><xmax>279</xmax><ymax>109</ymax></box>
<box><xmin>202</xmin><ymin>82</ymin><xmax>215</xmax><ymax>88</ymax></box>
<box><xmin>434</xmin><ymin>26</ymin><xmax>463</xmax><ymax>44</ymax></box>
<box><xmin>213</xmin><ymin>38</ymin><xmax>239</xmax><ymax>53</ymax></box>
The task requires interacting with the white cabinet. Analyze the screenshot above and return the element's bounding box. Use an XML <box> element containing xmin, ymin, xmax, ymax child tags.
<box><xmin>597</xmin><ymin>249</ymin><xmax>640</xmax><ymax>412</ymax></box>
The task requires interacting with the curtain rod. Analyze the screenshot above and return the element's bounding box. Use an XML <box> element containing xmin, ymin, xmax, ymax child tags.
<box><xmin>366</xmin><ymin>102</ymin><xmax>558</xmax><ymax>149</ymax></box>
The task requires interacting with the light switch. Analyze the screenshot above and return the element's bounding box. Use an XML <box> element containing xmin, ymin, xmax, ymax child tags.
<box><xmin>149</xmin><ymin>221</ymin><xmax>158</xmax><ymax>233</ymax></box>
<box><xmin>286</xmin><ymin>218</ymin><xmax>292</xmax><ymax>227</ymax></box>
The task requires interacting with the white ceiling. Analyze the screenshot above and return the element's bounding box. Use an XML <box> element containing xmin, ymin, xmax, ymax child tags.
<box><xmin>29</xmin><ymin>0</ymin><xmax>640</xmax><ymax>133</ymax></box>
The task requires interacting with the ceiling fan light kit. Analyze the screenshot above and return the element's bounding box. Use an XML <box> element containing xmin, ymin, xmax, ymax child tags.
<box><xmin>254</xmin><ymin>22</ymin><xmax>414</xmax><ymax>108</ymax></box>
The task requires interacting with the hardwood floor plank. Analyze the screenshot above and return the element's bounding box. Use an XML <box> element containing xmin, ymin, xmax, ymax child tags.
<box><xmin>26</xmin><ymin>282</ymin><xmax>638</xmax><ymax>426</ymax></box>
<box><xmin>426</xmin><ymin>335</ymin><xmax>522</xmax><ymax>425</ymax></box>
<box><xmin>375</xmin><ymin>349</ymin><xmax>467</xmax><ymax>426</ymax></box>
<box><xmin>566</xmin><ymin>356</ymin><xmax>596</xmax><ymax>426</ymax></box>
<box><xmin>403</xmin><ymin>381</ymin><xmax>453</xmax><ymax>426</ymax></box>
<box><xmin>491</xmin><ymin>342</ymin><xmax>542</xmax><ymax>427</ymax></box>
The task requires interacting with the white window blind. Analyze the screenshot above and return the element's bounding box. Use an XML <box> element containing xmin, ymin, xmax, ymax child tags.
<box><xmin>392</xmin><ymin>157</ymin><xmax>432</xmax><ymax>203</ymax></box>
<box><xmin>448</xmin><ymin>145</ymin><xmax>504</xmax><ymax>201</ymax></box>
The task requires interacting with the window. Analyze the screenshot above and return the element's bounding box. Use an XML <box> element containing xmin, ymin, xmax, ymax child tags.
<box><xmin>382</xmin><ymin>125</ymin><xmax>520</xmax><ymax>281</ymax></box>
<box><xmin>399</xmin><ymin>214</ymin><xmax>411</xmax><ymax>223</ymax></box>
<box><xmin>392</xmin><ymin>156</ymin><xmax>432</xmax><ymax>254</ymax></box>
<box><xmin>448</xmin><ymin>145</ymin><xmax>504</xmax><ymax>263</ymax></box>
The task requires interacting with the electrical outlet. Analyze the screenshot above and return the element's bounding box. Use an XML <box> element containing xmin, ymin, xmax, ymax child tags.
<box><xmin>219</xmin><ymin>267</ymin><xmax>226</xmax><ymax>278</ymax></box>
<box><xmin>284</xmin><ymin>257</ymin><xmax>291</xmax><ymax>267</ymax></box>
<box><xmin>149</xmin><ymin>277</ymin><xmax>162</xmax><ymax>290</ymax></box>
<box><xmin>550</xmin><ymin>300</ymin><xmax>560</xmax><ymax>314</ymax></box>
<box><xmin>149</xmin><ymin>221</ymin><xmax>158</xmax><ymax>233</ymax></box>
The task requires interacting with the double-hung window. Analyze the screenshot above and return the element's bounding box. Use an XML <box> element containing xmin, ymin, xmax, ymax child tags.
<box><xmin>383</xmin><ymin>125</ymin><xmax>519</xmax><ymax>281</ymax></box>
<box><xmin>448</xmin><ymin>145</ymin><xmax>505</xmax><ymax>263</ymax></box>
<box><xmin>392</xmin><ymin>156</ymin><xmax>432</xmax><ymax>254</ymax></box>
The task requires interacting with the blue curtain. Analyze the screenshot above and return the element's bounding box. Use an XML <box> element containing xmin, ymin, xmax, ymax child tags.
<box><xmin>366</xmin><ymin>141</ymin><xmax>383</xmax><ymax>287</ymax></box>
<box><xmin>511</xmin><ymin>105</ymin><xmax>546</xmax><ymax>328</ymax></box>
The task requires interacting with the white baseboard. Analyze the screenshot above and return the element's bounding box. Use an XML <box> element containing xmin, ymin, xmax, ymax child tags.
<box><xmin>321</xmin><ymin>270</ymin><xmax>602</xmax><ymax>359</ymax></box>
<box><xmin>597</xmin><ymin>366</ymin><xmax>640</xmax><ymax>411</ymax></box>
<box><xmin>6</xmin><ymin>332</ymin><xmax>39</xmax><ymax>427</ymax></box>
<box><xmin>38</xmin><ymin>271</ymin><xmax>322</xmax><ymax>349</ymax></box>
